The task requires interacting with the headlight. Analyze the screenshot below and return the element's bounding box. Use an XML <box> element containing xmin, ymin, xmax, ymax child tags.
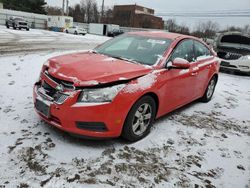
<box><xmin>78</xmin><ymin>84</ymin><xmax>126</xmax><ymax>103</ymax></box>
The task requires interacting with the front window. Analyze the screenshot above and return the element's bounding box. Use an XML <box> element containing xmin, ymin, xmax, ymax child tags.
<box><xmin>170</xmin><ymin>40</ymin><xmax>195</xmax><ymax>62</ymax></box>
<box><xmin>95</xmin><ymin>34</ymin><xmax>172</xmax><ymax>65</ymax></box>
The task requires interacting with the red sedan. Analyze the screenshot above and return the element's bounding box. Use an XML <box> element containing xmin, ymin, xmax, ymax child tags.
<box><xmin>33</xmin><ymin>32</ymin><xmax>220</xmax><ymax>141</ymax></box>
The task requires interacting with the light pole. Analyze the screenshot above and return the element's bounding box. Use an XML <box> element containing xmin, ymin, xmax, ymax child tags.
<box><xmin>101</xmin><ymin>0</ymin><xmax>105</xmax><ymax>22</ymax></box>
<box><xmin>66</xmin><ymin>0</ymin><xmax>69</xmax><ymax>16</ymax></box>
<box><xmin>62</xmin><ymin>0</ymin><xmax>65</xmax><ymax>15</ymax></box>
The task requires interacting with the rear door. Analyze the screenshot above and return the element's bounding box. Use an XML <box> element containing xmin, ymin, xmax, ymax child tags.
<box><xmin>193</xmin><ymin>40</ymin><xmax>214</xmax><ymax>97</ymax></box>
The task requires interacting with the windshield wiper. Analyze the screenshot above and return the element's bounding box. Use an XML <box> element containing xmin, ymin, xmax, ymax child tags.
<box><xmin>90</xmin><ymin>50</ymin><xmax>99</xmax><ymax>54</ymax></box>
<box><xmin>111</xmin><ymin>55</ymin><xmax>143</xmax><ymax>65</ymax></box>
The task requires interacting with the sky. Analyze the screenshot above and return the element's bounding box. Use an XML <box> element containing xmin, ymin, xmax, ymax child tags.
<box><xmin>46</xmin><ymin>0</ymin><xmax>250</xmax><ymax>29</ymax></box>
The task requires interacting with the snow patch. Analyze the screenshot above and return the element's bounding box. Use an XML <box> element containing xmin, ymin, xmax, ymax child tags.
<box><xmin>123</xmin><ymin>73</ymin><xmax>157</xmax><ymax>93</ymax></box>
<box><xmin>179</xmin><ymin>69</ymin><xmax>190</xmax><ymax>75</ymax></box>
<box><xmin>102</xmin><ymin>57</ymin><xmax>116</xmax><ymax>62</ymax></box>
<box><xmin>79</xmin><ymin>80</ymin><xmax>99</xmax><ymax>86</ymax></box>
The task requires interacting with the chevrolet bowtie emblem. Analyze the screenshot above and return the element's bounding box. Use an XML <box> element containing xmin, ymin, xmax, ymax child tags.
<box><xmin>56</xmin><ymin>84</ymin><xmax>64</xmax><ymax>92</ymax></box>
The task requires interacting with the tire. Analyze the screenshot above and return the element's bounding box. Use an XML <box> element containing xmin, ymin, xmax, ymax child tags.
<box><xmin>122</xmin><ymin>96</ymin><xmax>156</xmax><ymax>142</ymax></box>
<box><xmin>26</xmin><ymin>28</ymin><xmax>29</xmax><ymax>31</ymax></box>
<box><xmin>200</xmin><ymin>76</ymin><xmax>217</xmax><ymax>103</ymax></box>
<box><xmin>66</xmin><ymin>30</ymin><xmax>68</xmax><ymax>33</ymax></box>
<box><xmin>19</xmin><ymin>27</ymin><xmax>21</xmax><ymax>30</ymax></box>
<box><xmin>6</xmin><ymin>24</ymin><xmax>9</xmax><ymax>29</ymax></box>
<box><xmin>74</xmin><ymin>31</ymin><xmax>78</xmax><ymax>35</ymax></box>
<box><xmin>13</xmin><ymin>25</ymin><xmax>16</xmax><ymax>30</ymax></box>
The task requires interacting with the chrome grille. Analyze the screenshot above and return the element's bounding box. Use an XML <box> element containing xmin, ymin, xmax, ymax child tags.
<box><xmin>38</xmin><ymin>81</ymin><xmax>69</xmax><ymax>104</ymax></box>
<box><xmin>44</xmin><ymin>71</ymin><xmax>75</xmax><ymax>90</ymax></box>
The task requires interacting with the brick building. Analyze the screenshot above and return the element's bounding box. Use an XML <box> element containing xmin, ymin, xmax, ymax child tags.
<box><xmin>112</xmin><ymin>4</ymin><xmax>164</xmax><ymax>29</ymax></box>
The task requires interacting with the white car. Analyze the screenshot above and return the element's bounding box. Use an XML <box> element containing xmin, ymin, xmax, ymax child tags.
<box><xmin>215</xmin><ymin>32</ymin><xmax>250</xmax><ymax>75</ymax></box>
<box><xmin>220</xmin><ymin>55</ymin><xmax>250</xmax><ymax>75</ymax></box>
<box><xmin>65</xmin><ymin>26</ymin><xmax>87</xmax><ymax>35</ymax></box>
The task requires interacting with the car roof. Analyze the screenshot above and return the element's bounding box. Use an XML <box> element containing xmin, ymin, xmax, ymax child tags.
<box><xmin>128</xmin><ymin>31</ymin><xmax>195</xmax><ymax>40</ymax></box>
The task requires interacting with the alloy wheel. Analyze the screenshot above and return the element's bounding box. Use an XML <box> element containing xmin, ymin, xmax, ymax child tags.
<box><xmin>132</xmin><ymin>103</ymin><xmax>152</xmax><ymax>136</ymax></box>
<box><xmin>206</xmin><ymin>79</ymin><xmax>216</xmax><ymax>99</ymax></box>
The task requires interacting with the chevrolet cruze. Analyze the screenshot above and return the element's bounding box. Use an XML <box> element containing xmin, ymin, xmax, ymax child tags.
<box><xmin>33</xmin><ymin>31</ymin><xmax>220</xmax><ymax>141</ymax></box>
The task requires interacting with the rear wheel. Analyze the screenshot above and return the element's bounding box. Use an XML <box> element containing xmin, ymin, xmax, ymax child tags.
<box><xmin>200</xmin><ymin>76</ymin><xmax>217</xmax><ymax>102</ymax></box>
<box><xmin>74</xmin><ymin>31</ymin><xmax>78</xmax><ymax>35</ymax></box>
<box><xmin>6</xmin><ymin>23</ymin><xmax>9</xmax><ymax>28</ymax></box>
<box><xmin>13</xmin><ymin>24</ymin><xmax>16</xmax><ymax>30</ymax></box>
<box><xmin>26</xmin><ymin>28</ymin><xmax>29</xmax><ymax>31</ymax></box>
<box><xmin>122</xmin><ymin>96</ymin><xmax>156</xmax><ymax>142</ymax></box>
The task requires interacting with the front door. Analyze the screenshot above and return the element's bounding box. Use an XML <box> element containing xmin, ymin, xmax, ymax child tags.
<box><xmin>161</xmin><ymin>39</ymin><xmax>199</xmax><ymax>113</ymax></box>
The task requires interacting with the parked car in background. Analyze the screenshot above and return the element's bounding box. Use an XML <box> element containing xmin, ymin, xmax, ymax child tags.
<box><xmin>33</xmin><ymin>32</ymin><xmax>220</xmax><ymax>142</ymax></box>
<box><xmin>65</xmin><ymin>26</ymin><xmax>87</xmax><ymax>35</ymax></box>
<box><xmin>220</xmin><ymin>55</ymin><xmax>250</xmax><ymax>75</ymax></box>
<box><xmin>215</xmin><ymin>32</ymin><xmax>250</xmax><ymax>75</ymax></box>
<box><xmin>6</xmin><ymin>17</ymin><xmax>29</xmax><ymax>31</ymax></box>
<box><xmin>107</xmin><ymin>29</ymin><xmax>124</xmax><ymax>37</ymax></box>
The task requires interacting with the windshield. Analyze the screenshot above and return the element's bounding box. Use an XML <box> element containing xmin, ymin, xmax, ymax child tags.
<box><xmin>95</xmin><ymin>34</ymin><xmax>172</xmax><ymax>65</ymax></box>
<box><xmin>14</xmin><ymin>18</ymin><xmax>25</xmax><ymax>21</ymax></box>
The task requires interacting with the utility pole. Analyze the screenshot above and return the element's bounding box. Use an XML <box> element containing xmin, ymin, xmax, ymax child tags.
<box><xmin>62</xmin><ymin>0</ymin><xmax>65</xmax><ymax>16</ymax></box>
<box><xmin>66</xmin><ymin>0</ymin><xmax>69</xmax><ymax>16</ymax></box>
<box><xmin>101</xmin><ymin>0</ymin><xmax>104</xmax><ymax>22</ymax></box>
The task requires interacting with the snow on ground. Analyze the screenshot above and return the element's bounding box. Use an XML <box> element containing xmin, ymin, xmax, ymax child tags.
<box><xmin>0</xmin><ymin>25</ymin><xmax>110</xmax><ymax>54</ymax></box>
<box><xmin>0</xmin><ymin>28</ymin><xmax>250</xmax><ymax>188</ymax></box>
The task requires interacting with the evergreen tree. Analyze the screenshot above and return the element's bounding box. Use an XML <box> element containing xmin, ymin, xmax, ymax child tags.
<box><xmin>0</xmin><ymin>0</ymin><xmax>47</xmax><ymax>14</ymax></box>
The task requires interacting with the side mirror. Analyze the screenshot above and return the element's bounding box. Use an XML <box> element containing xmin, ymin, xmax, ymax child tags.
<box><xmin>170</xmin><ymin>58</ymin><xmax>190</xmax><ymax>69</ymax></box>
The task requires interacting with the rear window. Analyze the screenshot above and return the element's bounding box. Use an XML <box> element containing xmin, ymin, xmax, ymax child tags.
<box><xmin>194</xmin><ymin>41</ymin><xmax>212</xmax><ymax>60</ymax></box>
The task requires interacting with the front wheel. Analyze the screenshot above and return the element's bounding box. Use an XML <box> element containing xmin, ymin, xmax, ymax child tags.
<box><xmin>122</xmin><ymin>96</ymin><xmax>156</xmax><ymax>142</ymax></box>
<box><xmin>6</xmin><ymin>24</ymin><xmax>9</xmax><ymax>28</ymax></box>
<box><xmin>200</xmin><ymin>76</ymin><xmax>217</xmax><ymax>102</ymax></box>
<box><xmin>74</xmin><ymin>31</ymin><xmax>78</xmax><ymax>35</ymax></box>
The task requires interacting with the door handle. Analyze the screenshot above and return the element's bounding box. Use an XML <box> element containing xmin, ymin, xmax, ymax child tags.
<box><xmin>191</xmin><ymin>72</ymin><xmax>198</xmax><ymax>76</ymax></box>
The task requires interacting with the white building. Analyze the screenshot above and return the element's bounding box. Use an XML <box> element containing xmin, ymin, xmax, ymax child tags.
<box><xmin>0</xmin><ymin>3</ymin><xmax>3</xmax><ymax>9</ymax></box>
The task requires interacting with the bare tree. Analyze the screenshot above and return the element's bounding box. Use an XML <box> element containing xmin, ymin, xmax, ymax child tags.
<box><xmin>85</xmin><ymin>0</ymin><xmax>92</xmax><ymax>23</ymax></box>
<box><xmin>100</xmin><ymin>6</ymin><xmax>113</xmax><ymax>23</ymax></box>
<box><xmin>192</xmin><ymin>21</ymin><xmax>219</xmax><ymax>38</ymax></box>
<box><xmin>242</xmin><ymin>25</ymin><xmax>250</xmax><ymax>34</ymax></box>
<box><xmin>164</xmin><ymin>19</ymin><xmax>190</xmax><ymax>35</ymax></box>
<box><xmin>46</xmin><ymin>6</ymin><xmax>62</xmax><ymax>15</ymax></box>
<box><xmin>92</xmin><ymin>2</ymin><xmax>99</xmax><ymax>23</ymax></box>
<box><xmin>80</xmin><ymin>0</ymin><xmax>86</xmax><ymax>22</ymax></box>
<box><xmin>68</xmin><ymin>0</ymin><xmax>99</xmax><ymax>23</ymax></box>
<box><xmin>164</xmin><ymin>19</ymin><xmax>178</xmax><ymax>32</ymax></box>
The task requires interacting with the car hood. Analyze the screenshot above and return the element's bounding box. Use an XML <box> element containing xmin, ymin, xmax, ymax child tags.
<box><xmin>47</xmin><ymin>52</ymin><xmax>153</xmax><ymax>87</ymax></box>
